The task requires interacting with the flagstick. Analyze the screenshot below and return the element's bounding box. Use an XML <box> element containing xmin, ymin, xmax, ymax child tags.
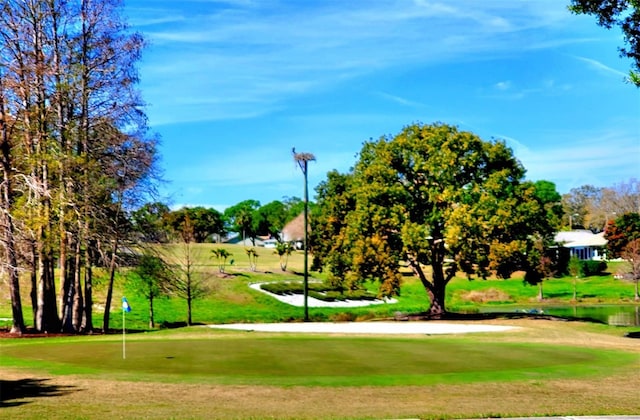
<box><xmin>122</xmin><ymin>306</ymin><xmax>126</xmax><ymax>360</ymax></box>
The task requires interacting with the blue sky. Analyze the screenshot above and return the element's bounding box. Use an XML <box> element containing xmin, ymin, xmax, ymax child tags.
<box><xmin>124</xmin><ymin>0</ymin><xmax>639</xmax><ymax>211</ymax></box>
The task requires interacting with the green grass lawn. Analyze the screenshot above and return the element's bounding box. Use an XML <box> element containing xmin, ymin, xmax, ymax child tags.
<box><xmin>2</xmin><ymin>322</ymin><xmax>639</xmax><ymax>419</ymax></box>
<box><xmin>2</xmin><ymin>330</ymin><xmax>631</xmax><ymax>387</ymax></box>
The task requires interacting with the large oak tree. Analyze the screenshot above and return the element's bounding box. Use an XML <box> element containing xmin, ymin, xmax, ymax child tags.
<box><xmin>313</xmin><ymin>123</ymin><xmax>557</xmax><ymax>316</ymax></box>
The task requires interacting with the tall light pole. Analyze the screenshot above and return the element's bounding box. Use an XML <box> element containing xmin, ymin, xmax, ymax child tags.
<box><xmin>293</xmin><ymin>148</ymin><xmax>315</xmax><ymax>322</ymax></box>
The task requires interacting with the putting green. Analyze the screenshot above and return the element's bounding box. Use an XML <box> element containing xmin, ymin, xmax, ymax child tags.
<box><xmin>1</xmin><ymin>335</ymin><xmax>631</xmax><ymax>386</ymax></box>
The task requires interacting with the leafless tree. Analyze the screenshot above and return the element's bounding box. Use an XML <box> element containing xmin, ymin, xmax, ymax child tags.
<box><xmin>620</xmin><ymin>239</ymin><xmax>640</xmax><ymax>301</ymax></box>
<box><xmin>562</xmin><ymin>179</ymin><xmax>639</xmax><ymax>231</ymax></box>
<box><xmin>165</xmin><ymin>216</ymin><xmax>211</xmax><ymax>326</ymax></box>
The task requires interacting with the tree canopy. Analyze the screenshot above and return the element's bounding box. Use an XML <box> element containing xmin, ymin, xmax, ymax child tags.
<box><xmin>165</xmin><ymin>207</ymin><xmax>225</xmax><ymax>243</ymax></box>
<box><xmin>312</xmin><ymin>123</ymin><xmax>559</xmax><ymax>316</ymax></box>
<box><xmin>569</xmin><ymin>0</ymin><xmax>640</xmax><ymax>86</ymax></box>
<box><xmin>1</xmin><ymin>0</ymin><xmax>157</xmax><ymax>333</ymax></box>
<box><xmin>561</xmin><ymin>180</ymin><xmax>639</xmax><ymax>230</ymax></box>
<box><xmin>224</xmin><ymin>199</ymin><xmax>261</xmax><ymax>243</ymax></box>
<box><xmin>605</xmin><ymin>212</ymin><xmax>640</xmax><ymax>258</ymax></box>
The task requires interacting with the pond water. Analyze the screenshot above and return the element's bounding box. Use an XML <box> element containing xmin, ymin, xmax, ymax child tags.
<box><xmin>474</xmin><ymin>305</ymin><xmax>640</xmax><ymax>326</ymax></box>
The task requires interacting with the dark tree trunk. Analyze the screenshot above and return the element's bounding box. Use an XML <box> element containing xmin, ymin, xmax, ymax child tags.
<box><xmin>37</xmin><ymin>254</ymin><xmax>61</xmax><ymax>332</ymax></box>
<box><xmin>5</xmin><ymin>221</ymin><xmax>25</xmax><ymax>334</ymax></box>
<box><xmin>103</xmin><ymin>237</ymin><xmax>120</xmax><ymax>332</ymax></box>
<box><xmin>59</xmin><ymin>231</ymin><xmax>71</xmax><ymax>331</ymax></box>
<box><xmin>427</xmin><ymin>259</ymin><xmax>448</xmax><ymax>317</ymax></box>
<box><xmin>409</xmin><ymin>245</ymin><xmax>449</xmax><ymax>318</ymax></box>
<box><xmin>187</xmin><ymin>294</ymin><xmax>192</xmax><ymax>326</ymax></box>
<box><xmin>61</xmin><ymin>255</ymin><xmax>74</xmax><ymax>332</ymax></box>
<box><xmin>426</xmin><ymin>283</ymin><xmax>446</xmax><ymax>317</ymax></box>
<box><xmin>149</xmin><ymin>293</ymin><xmax>155</xmax><ymax>329</ymax></box>
<box><xmin>72</xmin><ymin>238</ymin><xmax>84</xmax><ymax>331</ymax></box>
<box><xmin>30</xmin><ymin>245</ymin><xmax>37</xmax><ymax>326</ymax></box>
<box><xmin>0</xmin><ymin>90</ymin><xmax>25</xmax><ymax>334</ymax></box>
<box><xmin>82</xmin><ymin>240</ymin><xmax>94</xmax><ymax>332</ymax></box>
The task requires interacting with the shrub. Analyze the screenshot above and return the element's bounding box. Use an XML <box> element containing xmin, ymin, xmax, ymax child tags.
<box><xmin>260</xmin><ymin>281</ymin><xmax>378</xmax><ymax>302</ymax></box>
<box><xmin>260</xmin><ymin>282</ymin><xmax>302</xmax><ymax>295</ymax></box>
<box><xmin>580</xmin><ymin>260</ymin><xmax>607</xmax><ymax>276</ymax></box>
<box><xmin>461</xmin><ymin>289</ymin><xmax>512</xmax><ymax>304</ymax></box>
<box><xmin>329</xmin><ymin>312</ymin><xmax>357</xmax><ymax>322</ymax></box>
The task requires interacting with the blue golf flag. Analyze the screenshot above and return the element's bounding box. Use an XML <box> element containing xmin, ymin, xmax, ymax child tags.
<box><xmin>122</xmin><ymin>297</ymin><xmax>131</xmax><ymax>313</ymax></box>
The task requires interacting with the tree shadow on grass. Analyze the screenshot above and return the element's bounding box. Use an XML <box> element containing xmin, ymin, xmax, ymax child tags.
<box><xmin>0</xmin><ymin>378</ymin><xmax>78</xmax><ymax>408</ymax></box>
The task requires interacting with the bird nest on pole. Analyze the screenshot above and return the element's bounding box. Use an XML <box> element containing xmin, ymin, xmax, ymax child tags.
<box><xmin>293</xmin><ymin>151</ymin><xmax>316</xmax><ymax>162</ymax></box>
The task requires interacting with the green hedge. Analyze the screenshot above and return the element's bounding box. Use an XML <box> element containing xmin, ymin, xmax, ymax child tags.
<box><xmin>580</xmin><ymin>260</ymin><xmax>607</xmax><ymax>277</ymax></box>
<box><xmin>260</xmin><ymin>282</ymin><xmax>378</xmax><ymax>302</ymax></box>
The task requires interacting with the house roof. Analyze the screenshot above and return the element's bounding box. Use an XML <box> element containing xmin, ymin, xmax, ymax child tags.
<box><xmin>282</xmin><ymin>213</ymin><xmax>307</xmax><ymax>241</ymax></box>
<box><xmin>554</xmin><ymin>230</ymin><xmax>607</xmax><ymax>248</ymax></box>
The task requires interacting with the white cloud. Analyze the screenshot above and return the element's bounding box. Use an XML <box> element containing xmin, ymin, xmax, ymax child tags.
<box><xmin>376</xmin><ymin>91</ymin><xmax>425</xmax><ymax>107</ymax></box>
<box><xmin>130</xmin><ymin>0</ymin><xmax>582</xmax><ymax>126</ymax></box>
<box><xmin>572</xmin><ymin>55</ymin><xmax>628</xmax><ymax>79</ymax></box>
<box><xmin>503</xmin><ymin>129</ymin><xmax>640</xmax><ymax>192</ymax></box>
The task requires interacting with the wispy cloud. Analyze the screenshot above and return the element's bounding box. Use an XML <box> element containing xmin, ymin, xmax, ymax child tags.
<box><xmin>129</xmin><ymin>0</ymin><xmax>582</xmax><ymax>125</ymax></box>
<box><xmin>375</xmin><ymin>92</ymin><xmax>425</xmax><ymax>108</ymax></box>
<box><xmin>503</xmin><ymin>129</ymin><xmax>640</xmax><ymax>191</ymax></box>
<box><xmin>573</xmin><ymin>55</ymin><xmax>627</xmax><ymax>78</ymax></box>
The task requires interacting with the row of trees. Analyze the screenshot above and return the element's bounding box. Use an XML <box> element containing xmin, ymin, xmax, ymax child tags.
<box><xmin>128</xmin><ymin>216</ymin><xmax>297</xmax><ymax>329</ymax></box>
<box><xmin>131</xmin><ymin>197</ymin><xmax>305</xmax><ymax>244</ymax></box>
<box><xmin>1</xmin><ymin>0</ymin><xmax>157</xmax><ymax>334</ymax></box>
<box><xmin>561</xmin><ymin>180</ymin><xmax>639</xmax><ymax>231</ymax></box>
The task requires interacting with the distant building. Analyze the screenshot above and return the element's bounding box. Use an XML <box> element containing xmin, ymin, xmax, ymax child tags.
<box><xmin>554</xmin><ymin>230</ymin><xmax>608</xmax><ymax>260</ymax></box>
<box><xmin>281</xmin><ymin>213</ymin><xmax>306</xmax><ymax>249</ymax></box>
<box><xmin>223</xmin><ymin>233</ymin><xmax>266</xmax><ymax>247</ymax></box>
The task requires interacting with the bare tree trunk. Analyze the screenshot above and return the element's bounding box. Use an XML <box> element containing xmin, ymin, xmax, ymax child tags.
<box><xmin>61</xmin><ymin>255</ymin><xmax>74</xmax><ymax>332</ymax></box>
<box><xmin>30</xmin><ymin>243</ymin><xmax>37</xmax><ymax>326</ymax></box>
<box><xmin>35</xmin><ymin>234</ymin><xmax>46</xmax><ymax>331</ymax></box>
<box><xmin>538</xmin><ymin>281</ymin><xmax>544</xmax><ymax>301</ymax></box>
<box><xmin>149</xmin><ymin>294</ymin><xmax>155</xmax><ymax>329</ymax></box>
<box><xmin>187</xmin><ymin>290</ymin><xmax>192</xmax><ymax>326</ymax></box>
<box><xmin>82</xmin><ymin>239</ymin><xmax>94</xmax><ymax>332</ymax></box>
<box><xmin>1</xmin><ymin>193</ymin><xmax>26</xmax><ymax>333</ymax></box>
<box><xmin>5</xmin><ymin>224</ymin><xmax>25</xmax><ymax>334</ymax></box>
<box><xmin>72</xmin><ymin>236</ymin><xmax>84</xmax><ymax>331</ymax></box>
<box><xmin>0</xmin><ymin>74</ymin><xmax>25</xmax><ymax>334</ymax></box>
<box><xmin>102</xmin><ymin>238</ymin><xmax>119</xmax><ymax>332</ymax></box>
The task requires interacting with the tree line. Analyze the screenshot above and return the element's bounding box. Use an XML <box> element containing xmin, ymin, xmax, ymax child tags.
<box><xmin>561</xmin><ymin>180</ymin><xmax>640</xmax><ymax>232</ymax></box>
<box><xmin>130</xmin><ymin>197</ymin><xmax>306</xmax><ymax>245</ymax></box>
<box><xmin>1</xmin><ymin>0</ymin><xmax>157</xmax><ymax>334</ymax></box>
<box><xmin>3</xmin><ymin>0</ymin><xmax>638</xmax><ymax>332</ymax></box>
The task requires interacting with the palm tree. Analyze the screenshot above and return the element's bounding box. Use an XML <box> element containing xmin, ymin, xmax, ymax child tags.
<box><xmin>211</xmin><ymin>248</ymin><xmax>232</xmax><ymax>273</ymax></box>
<box><xmin>246</xmin><ymin>248</ymin><xmax>258</xmax><ymax>271</ymax></box>
<box><xmin>274</xmin><ymin>242</ymin><xmax>293</xmax><ymax>271</ymax></box>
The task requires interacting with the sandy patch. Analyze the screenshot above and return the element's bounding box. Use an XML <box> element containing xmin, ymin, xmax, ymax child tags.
<box><xmin>209</xmin><ymin>321</ymin><xmax>518</xmax><ymax>335</ymax></box>
<box><xmin>250</xmin><ymin>282</ymin><xmax>398</xmax><ymax>308</ymax></box>
<box><xmin>240</xmin><ymin>282</ymin><xmax>517</xmax><ymax>335</ymax></box>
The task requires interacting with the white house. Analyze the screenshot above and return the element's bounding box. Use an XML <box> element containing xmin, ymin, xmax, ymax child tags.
<box><xmin>554</xmin><ymin>230</ymin><xmax>608</xmax><ymax>260</ymax></box>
